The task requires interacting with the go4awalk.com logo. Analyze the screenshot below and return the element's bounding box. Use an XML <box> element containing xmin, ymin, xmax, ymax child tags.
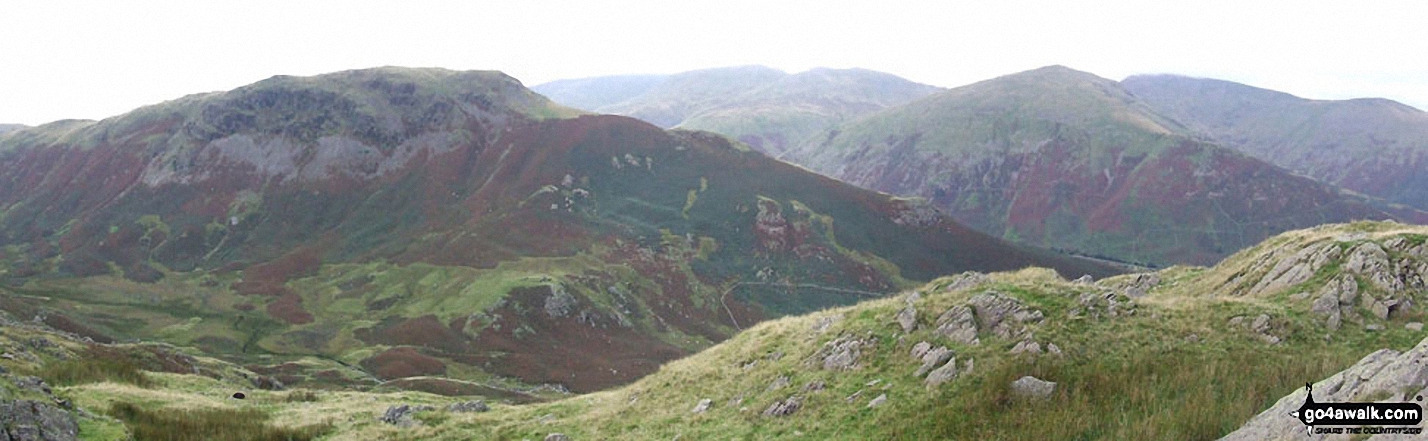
<box><xmin>1291</xmin><ymin>383</ymin><xmax>1425</xmax><ymax>436</ymax></box>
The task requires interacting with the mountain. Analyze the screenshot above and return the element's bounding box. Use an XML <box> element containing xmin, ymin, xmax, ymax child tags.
<box><xmin>9</xmin><ymin>221</ymin><xmax>1426</xmax><ymax>439</ymax></box>
<box><xmin>1122</xmin><ymin>75</ymin><xmax>1428</xmax><ymax>212</ymax></box>
<box><xmin>534</xmin><ymin>66</ymin><xmax>942</xmax><ymax>155</ymax></box>
<box><xmin>785</xmin><ymin>66</ymin><xmax>1416</xmax><ymax>267</ymax></box>
<box><xmin>0</xmin><ymin>124</ymin><xmax>26</xmax><ymax>134</ymax></box>
<box><xmin>0</xmin><ymin>67</ymin><xmax>1113</xmax><ymax>395</ymax></box>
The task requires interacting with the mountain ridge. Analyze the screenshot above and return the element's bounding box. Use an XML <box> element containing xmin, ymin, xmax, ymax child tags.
<box><xmin>1122</xmin><ymin>74</ymin><xmax>1428</xmax><ymax>211</ymax></box>
<box><xmin>782</xmin><ymin>65</ymin><xmax>1416</xmax><ymax>267</ymax></box>
<box><xmin>534</xmin><ymin>66</ymin><xmax>942</xmax><ymax>155</ymax></box>
<box><xmin>0</xmin><ymin>66</ymin><xmax>1114</xmax><ymax>396</ymax></box>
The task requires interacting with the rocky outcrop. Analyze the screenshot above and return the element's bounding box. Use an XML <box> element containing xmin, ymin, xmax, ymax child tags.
<box><xmin>932</xmin><ymin>292</ymin><xmax>1044</xmax><ymax>346</ymax></box>
<box><xmin>762</xmin><ymin>396</ymin><xmax>802</xmax><ymax>417</ymax></box>
<box><xmin>379</xmin><ymin>404</ymin><xmax>434</xmax><ymax>427</ymax></box>
<box><xmin>0</xmin><ymin>400</ymin><xmax>78</xmax><ymax>441</ymax></box>
<box><xmin>816</xmin><ymin>335</ymin><xmax>876</xmax><ymax>371</ymax></box>
<box><xmin>447</xmin><ymin>400</ymin><xmax>489</xmax><ymax>413</ymax></box>
<box><xmin>1248</xmin><ymin>243</ymin><xmax>1342</xmax><ymax>296</ymax></box>
<box><xmin>1221</xmin><ymin>336</ymin><xmax>1428</xmax><ymax>440</ymax></box>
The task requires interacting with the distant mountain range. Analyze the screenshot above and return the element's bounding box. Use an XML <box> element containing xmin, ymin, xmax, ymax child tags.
<box><xmin>0</xmin><ymin>67</ymin><xmax>1111</xmax><ymax>393</ymax></box>
<box><xmin>1122</xmin><ymin>74</ymin><xmax>1428</xmax><ymax>212</ymax></box>
<box><xmin>534</xmin><ymin>66</ymin><xmax>941</xmax><ymax>155</ymax></box>
<box><xmin>539</xmin><ymin>65</ymin><xmax>1427</xmax><ymax>267</ymax></box>
<box><xmin>0</xmin><ymin>124</ymin><xmax>26</xmax><ymax>134</ymax></box>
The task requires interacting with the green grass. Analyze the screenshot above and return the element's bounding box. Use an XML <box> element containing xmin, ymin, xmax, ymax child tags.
<box><xmin>106</xmin><ymin>401</ymin><xmax>332</xmax><ymax>441</ymax></box>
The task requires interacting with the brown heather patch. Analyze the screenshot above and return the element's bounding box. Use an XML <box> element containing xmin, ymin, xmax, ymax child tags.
<box><xmin>361</xmin><ymin>347</ymin><xmax>447</xmax><ymax>380</ymax></box>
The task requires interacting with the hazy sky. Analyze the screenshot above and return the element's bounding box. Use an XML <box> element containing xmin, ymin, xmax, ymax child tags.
<box><xmin>3</xmin><ymin>0</ymin><xmax>1426</xmax><ymax>125</ymax></box>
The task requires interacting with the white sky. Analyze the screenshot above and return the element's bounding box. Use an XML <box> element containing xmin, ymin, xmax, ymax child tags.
<box><xmin>2</xmin><ymin>0</ymin><xmax>1427</xmax><ymax>125</ymax></box>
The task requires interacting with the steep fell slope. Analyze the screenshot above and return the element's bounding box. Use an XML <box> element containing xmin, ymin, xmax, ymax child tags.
<box><xmin>20</xmin><ymin>221</ymin><xmax>1428</xmax><ymax>439</ymax></box>
<box><xmin>786</xmin><ymin>66</ymin><xmax>1415</xmax><ymax>267</ymax></box>
<box><xmin>534</xmin><ymin>66</ymin><xmax>941</xmax><ymax>155</ymax></box>
<box><xmin>1123</xmin><ymin>75</ymin><xmax>1428</xmax><ymax>212</ymax></box>
<box><xmin>0</xmin><ymin>67</ymin><xmax>1110</xmax><ymax>394</ymax></box>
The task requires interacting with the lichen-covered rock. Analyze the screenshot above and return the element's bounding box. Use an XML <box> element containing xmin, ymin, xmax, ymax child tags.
<box><xmin>1010</xmin><ymin>376</ymin><xmax>1056</xmax><ymax>400</ymax></box>
<box><xmin>0</xmin><ymin>400</ymin><xmax>79</xmax><ymax>441</ymax></box>
<box><xmin>1221</xmin><ymin>336</ymin><xmax>1428</xmax><ymax>440</ymax></box>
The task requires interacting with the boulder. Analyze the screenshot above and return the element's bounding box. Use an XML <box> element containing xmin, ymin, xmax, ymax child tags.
<box><xmin>1010</xmin><ymin>340</ymin><xmax>1043</xmax><ymax>355</ymax></box>
<box><xmin>924</xmin><ymin>359</ymin><xmax>959</xmax><ymax>388</ymax></box>
<box><xmin>895</xmin><ymin>306</ymin><xmax>917</xmax><ymax>333</ymax></box>
<box><xmin>867</xmin><ymin>394</ymin><xmax>887</xmax><ymax>408</ymax></box>
<box><xmin>545</xmin><ymin>434</ymin><xmax>571</xmax><ymax>441</ymax></box>
<box><xmin>691</xmin><ymin>398</ymin><xmax>712</xmax><ymax>414</ymax></box>
<box><xmin>1010</xmin><ymin>376</ymin><xmax>1056</xmax><ymax>400</ymax></box>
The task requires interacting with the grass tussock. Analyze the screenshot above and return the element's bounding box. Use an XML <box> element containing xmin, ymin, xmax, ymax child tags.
<box><xmin>283</xmin><ymin>389</ymin><xmax>321</xmax><ymax>402</ymax></box>
<box><xmin>107</xmin><ymin>401</ymin><xmax>332</xmax><ymax>441</ymax></box>
<box><xmin>43</xmin><ymin>351</ymin><xmax>153</xmax><ymax>388</ymax></box>
<box><xmin>899</xmin><ymin>348</ymin><xmax>1356</xmax><ymax>440</ymax></box>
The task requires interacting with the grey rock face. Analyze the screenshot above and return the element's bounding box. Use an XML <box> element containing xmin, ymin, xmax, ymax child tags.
<box><xmin>1250</xmin><ymin>243</ymin><xmax>1341</xmax><ymax>296</ymax></box>
<box><xmin>1010</xmin><ymin>376</ymin><xmax>1056</xmax><ymax>400</ymax></box>
<box><xmin>543</xmin><ymin>285</ymin><xmax>577</xmax><ymax>318</ymax></box>
<box><xmin>1221</xmin><ymin>336</ymin><xmax>1428</xmax><ymax>441</ymax></box>
<box><xmin>0</xmin><ymin>400</ymin><xmax>79</xmax><ymax>441</ymax></box>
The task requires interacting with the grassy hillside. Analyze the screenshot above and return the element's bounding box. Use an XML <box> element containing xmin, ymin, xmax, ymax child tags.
<box><xmin>1122</xmin><ymin>74</ymin><xmax>1428</xmax><ymax>212</ymax></box>
<box><xmin>786</xmin><ymin>66</ymin><xmax>1414</xmax><ymax>267</ymax></box>
<box><xmin>6</xmin><ymin>221</ymin><xmax>1424</xmax><ymax>439</ymax></box>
